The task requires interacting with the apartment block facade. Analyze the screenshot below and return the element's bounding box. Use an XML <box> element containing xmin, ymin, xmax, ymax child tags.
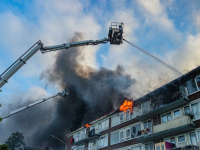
<box><xmin>66</xmin><ymin>66</ymin><xmax>200</xmax><ymax>150</ymax></box>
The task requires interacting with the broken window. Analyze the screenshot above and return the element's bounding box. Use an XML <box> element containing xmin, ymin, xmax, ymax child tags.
<box><xmin>131</xmin><ymin>123</ymin><xmax>141</xmax><ymax>138</ymax></box>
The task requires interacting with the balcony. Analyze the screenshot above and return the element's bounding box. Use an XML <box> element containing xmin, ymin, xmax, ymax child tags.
<box><xmin>137</xmin><ymin>115</ymin><xmax>195</xmax><ymax>143</ymax></box>
<box><xmin>73</xmin><ymin>129</ymin><xmax>100</xmax><ymax>145</ymax></box>
<box><xmin>136</xmin><ymin>91</ymin><xmax>189</xmax><ymax>121</ymax></box>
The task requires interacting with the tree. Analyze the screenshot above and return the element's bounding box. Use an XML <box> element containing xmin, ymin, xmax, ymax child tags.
<box><xmin>0</xmin><ymin>144</ymin><xmax>9</xmax><ymax>150</ymax></box>
<box><xmin>5</xmin><ymin>132</ymin><xmax>26</xmax><ymax>150</ymax></box>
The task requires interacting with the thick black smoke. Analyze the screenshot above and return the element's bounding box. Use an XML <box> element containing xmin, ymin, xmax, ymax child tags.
<box><xmin>35</xmin><ymin>32</ymin><xmax>136</xmax><ymax>149</ymax></box>
<box><xmin>0</xmin><ymin>32</ymin><xmax>136</xmax><ymax>150</ymax></box>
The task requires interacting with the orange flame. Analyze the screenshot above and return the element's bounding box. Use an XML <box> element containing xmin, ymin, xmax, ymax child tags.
<box><xmin>85</xmin><ymin>123</ymin><xmax>90</xmax><ymax>128</ymax></box>
<box><xmin>119</xmin><ymin>100</ymin><xmax>133</xmax><ymax>112</ymax></box>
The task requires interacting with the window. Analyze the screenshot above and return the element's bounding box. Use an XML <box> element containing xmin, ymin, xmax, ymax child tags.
<box><xmin>178</xmin><ymin>135</ymin><xmax>185</xmax><ymax>143</ymax></box>
<box><xmin>145</xmin><ymin>143</ymin><xmax>154</xmax><ymax>150</ymax></box>
<box><xmin>98</xmin><ymin>135</ymin><xmax>108</xmax><ymax>148</ymax></box>
<box><xmin>99</xmin><ymin>119</ymin><xmax>109</xmax><ymax>132</ymax></box>
<box><xmin>111</xmin><ymin>114</ymin><xmax>120</xmax><ymax>127</ymax></box>
<box><xmin>132</xmin><ymin>146</ymin><xmax>141</xmax><ymax>150</ymax></box>
<box><xmin>189</xmin><ymin>132</ymin><xmax>198</xmax><ymax>146</ymax></box>
<box><xmin>165</xmin><ymin>137</ymin><xmax>176</xmax><ymax>147</ymax></box>
<box><xmin>88</xmin><ymin>140</ymin><xmax>97</xmax><ymax>150</ymax></box>
<box><xmin>125</xmin><ymin>109</ymin><xmax>130</xmax><ymax>121</ymax></box>
<box><xmin>110</xmin><ymin>131</ymin><xmax>119</xmax><ymax>145</ymax></box>
<box><xmin>191</xmin><ymin>102</ymin><xmax>200</xmax><ymax>119</ymax></box>
<box><xmin>196</xmin><ymin>75</ymin><xmax>200</xmax><ymax>90</ymax></box>
<box><xmin>126</xmin><ymin>128</ymin><xmax>131</xmax><ymax>140</ymax></box>
<box><xmin>174</xmin><ymin>110</ymin><xmax>181</xmax><ymax>117</ymax></box>
<box><xmin>120</xmin><ymin>130</ymin><xmax>124</xmax><ymax>142</ymax></box>
<box><xmin>131</xmin><ymin>123</ymin><xmax>141</xmax><ymax>138</ymax></box>
<box><xmin>184</xmin><ymin>106</ymin><xmax>191</xmax><ymax>115</ymax></box>
<box><xmin>143</xmin><ymin>120</ymin><xmax>152</xmax><ymax>134</ymax></box>
<box><xmin>161</xmin><ymin>113</ymin><xmax>172</xmax><ymax>123</ymax></box>
<box><xmin>120</xmin><ymin>112</ymin><xmax>124</xmax><ymax>123</ymax></box>
<box><xmin>197</xmin><ymin>131</ymin><xmax>200</xmax><ymax>143</ymax></box>
<box><xmin>142</xmin><ymin>100</ymin><xmax>151</xmax><ymax>114</ymax></box>
<box><xmin>170</xmin><ymin>138</ymin><xmax>176</xmax><ymax>147</ymax></box>
<box><xmin>186</xmin><ymin>79</ymin><xmax>198</xmax><ymax>95</ymax></box>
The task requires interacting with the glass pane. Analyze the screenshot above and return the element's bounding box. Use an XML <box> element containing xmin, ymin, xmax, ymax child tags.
<box><xmin>135</xmin><ymin>124</ymin><xmax>141</xmax><ymax>137</ymax></box>
<box><xmin>120</xmin><ymin>131</ymin><xmax>124</xmax><ymax>139</ymax></box>
<box><xmin>144</xmin><ymin>121</ymin><xmax>148</xmax><ymax>129</ymax></box>
<box><xmin>161</xmin><ymin>144</ymin><xmax>164</xmax><ymax>150</ymax></box>
<box><xmin>132</xmin><ymin>146</ymin><xmax>141</xmax><ymax>150</ymax></box>
<box><xmin>102</xmin><ymin>121</ymin><xmax>105</xmax><ymax>130</ymax></box>
<box><xmin>191</xmin><ymin>103</ymin><xmax>200</xmax><ymax>119</ymax></box>
<box><xmin>178</xmin><ymin>135</ymin><xmax>185</xmax><ymax>142</ymax></box>
<box><xmin>111</xmin><ymin>114</ymin><xmax>120</xmax><ymax>127</ymax></box>
<box><xmin>156</xmin><ymin>145</ymin><xmax>160</xmax><ymax>150</ymax></box>
<box><xmin>105</xmin><ymin>119</ymin><xmax>109</xmax><ymax>128</ymax></box>
<box><xmin>187</xmin><ymin>79</ymin><xmax>198</xmax><ymax>95</ymax></box>
<box><xmin>197</xmin><ymin>131</ymin><xmax>200</xmax><ymax>143</ymax></box>
<box><xmin>170</xmin><ymin>138</ymin><xmax>176</xmax><ymax>147</ymax></box>
<box><xmin>145</xmin><ymin>144</ymin><xmax>149</xmax><ymax>150</ymax></box>
<box><xmin>126</xmin><ymin>128</ymin><xmax>131</xmax><ymax>140</ymax></box>
<box><xmin>148</xmin><ymin>120</ymin><xmax>152</xmax><ymax>133</ymax></box>
<box><xmin>162</xmin><ymin>115</ymin><xmax>167</xmax><ymax>123</ymax></box>
<box><xmin>105</xmin><ymin>135</ymin><xmax>108</xmax><ymax>146</ymax></box>
<box><xmin>111</xmin><ymin>131</ymin><xmax>119</xmax><ymax>145</ymax></box>
<box><xmin>184</xmin><ymin>106</ymin><xmax>190</xmax><ymax>115</ymax></box>
<box><xmin>126</xmin><ymin>110</ymin><xmax>130</xmax><ymax>120</ymax></box>
<box><xmin>174</xmin><ymin>110</ymin><xmax>181</xmax><ymax>117</ymax></box>
<box><xmin>189</xmin><ymin>132</ymin><xmax>197</xmax><ymax>146</ymax></box>
<box><xmin>149</xmin><ymin>143</ymin><xmax>154</xmax><ymax>150</ymax></box>
<box><xmin>196</xmin><ymin>75</ymin><xmax>200</xmax><ymax>90</ymax></box>
<box><xmin>165</xmin><ymin>139</ymin><xmax>170</xmax><ymax>142</ymax></box>
<box><xmin>167</xmin><ymin>113</ymin><xmax>172</xmax><ymax>121</ymax></box>
<box><xmin>120</xmin><ymin>113</ymin><xmax>124</xmax><ymax>122</ymax></box>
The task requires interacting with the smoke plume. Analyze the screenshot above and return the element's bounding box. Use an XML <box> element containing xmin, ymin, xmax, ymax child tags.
<box><xmin>29</xmin><ymin>32</ymin><xmax>135</xmax><ymax>149</ymax></box>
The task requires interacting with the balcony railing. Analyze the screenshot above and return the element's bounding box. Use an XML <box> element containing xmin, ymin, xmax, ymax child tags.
<box><xmin>136</xmin><ymin>91</ymin><xmax>189</xmax><ymax>121</ymax></box>
<box><xmin>137</xmin><ymin>115</ymin><xmax>195</xmax><ymax>143</ymax></box>
<box><xmin>73</xmin><ymin>129</ymin><xmax>100</xmax><ymax>145</ymax></box>
<box><xmin>153</xmin><ymin>115</ymin><xmax>194</xmax><ymax>133</ymax></box>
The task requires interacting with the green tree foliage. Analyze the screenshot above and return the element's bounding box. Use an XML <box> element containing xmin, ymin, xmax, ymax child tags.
<box><xmin>0</xmin><ymin>144</ymin><xmax>9</xmax><ymax>150</ymax></box>
<box><xmin>5</xmin><ymin>132</ymin><xmax>26</xmax><ymax>150</ymax></box>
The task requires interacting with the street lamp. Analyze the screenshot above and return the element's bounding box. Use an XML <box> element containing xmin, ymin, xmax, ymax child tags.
<box><xmin>48</xmin><ymin>135</ymin><xmax>67</xmax><ymax>150</ymax></box>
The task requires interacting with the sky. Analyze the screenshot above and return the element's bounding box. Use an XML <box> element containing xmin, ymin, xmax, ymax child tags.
<box><xmin>0</xmin><ymin>0</ymin><xmax>200</xmax><ymax>147</ymax></box>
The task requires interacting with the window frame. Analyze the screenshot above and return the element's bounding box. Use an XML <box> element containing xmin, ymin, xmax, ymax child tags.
<box><xmin>144</xmin><ymin>142</ymin><xmax>154</xmax><ymax>150</ymax></box>
<box><xmin>119</xmin><ymin>129</ymin><xmax>125</xmax><ymax>142</ymax></box>
<box><xmin>189</xmin><ymin>131</ymin><xmax>198</xmax><ymax>146</ymax></box>
<box><xmin>143</xmin><ymin>120</ymin><xmax>152</xmax><ymax>135</ymax></box>
<box><xmin>177</xmin><ymin>135</ymin><xmax>186</xmax><ymax>143</ymax></box>
<box><xmin>186</xmin><ymin>75</ymin><xmax>200</xmax><ymax>96</ymax></box>
<box><xmin>161</xmin><ymin>112</ymin><xmax>172</xmax><ymax>123</ymax></box>
<box><xmin>98</xmin><ymin>134</ymin><xmax>108</xmax><ymax>148</ymax></box>
<box><xmin>125</xmin><ymin>127</ymin><xmax>131</xmax><ymax>141</ymax></box>
<box><xmin>173</xmin><ymin>109</ymin><xmax>181</xmax><ymax>118</ymax></box>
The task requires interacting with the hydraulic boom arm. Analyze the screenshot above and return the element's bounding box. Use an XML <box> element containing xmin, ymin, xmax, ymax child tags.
<box><xmin>0</xmin><ymin>22</ymin><xmax>124</xmax><ymax>89</ymax></box>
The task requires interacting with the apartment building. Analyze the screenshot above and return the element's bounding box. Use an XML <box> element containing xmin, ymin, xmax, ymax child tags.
<box><xmin>66</xmin><ymin>66</ymin><xmax>200</xmax><ymax>150</ymax></box>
